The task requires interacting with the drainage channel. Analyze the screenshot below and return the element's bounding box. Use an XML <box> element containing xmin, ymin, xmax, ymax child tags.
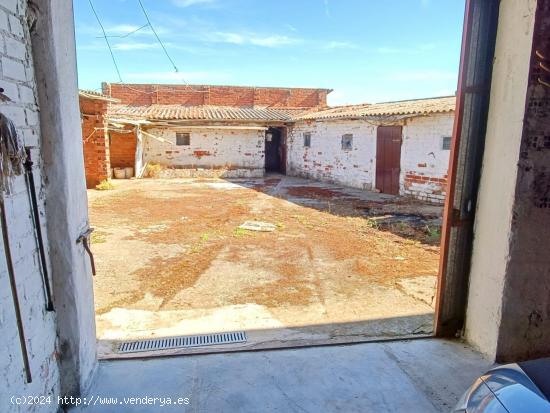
<box><xmin>118</xmin><ymin>331</ymin><xmax>247</xmax><ymax>354</ymax></box>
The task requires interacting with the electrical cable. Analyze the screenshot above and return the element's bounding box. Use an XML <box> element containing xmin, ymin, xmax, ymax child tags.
<box><xmin>87</xmin><ymin>0</ymin><xmax>207</xmax><ymax>95</ymax></box>
<box><xmin>137</xmin><ymin>0</ymin><xmax>179</xmax><ymax>73</ymax></box>
<box><xmin>88</xmin><ymin>0</ymin><xmax>123</xmax><ymax>82</ymax></box>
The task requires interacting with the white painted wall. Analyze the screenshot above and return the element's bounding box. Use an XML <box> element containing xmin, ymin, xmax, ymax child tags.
<box><xmin>401</xmin><ymin>113</ymin><xmax>453</xmax><ymax>203</ymax></box>
<box><xmin>144</xmin><ymin>127</ymin><xmax>265</xmax><ymax>177</ymax></box>
<box><xmin>464</xmin><ymin>0</ymin><xmax>537</xmax><ymax>360</ymax></box>
<box><xmin>0</xmin><ymin>0</ymin><xmax>59</xmax><ymax>411</ymax></box>
<box><xmin>287</xmin><ymin>119</ymin><xmax>377</xmax><ymax>190</ymax></box>
<box><xmin>288</xmin><ymin>114</ymin><xmax>453</xmax><ymax>202</ymax></box>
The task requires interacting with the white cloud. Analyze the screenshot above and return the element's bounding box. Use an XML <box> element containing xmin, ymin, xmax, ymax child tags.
<box><xmin>376</xmin><ymin>43</ymin><xmax>437</xmax><ymax>54</ymax></box>
<box><xmin>125</xmin><ymin>70</ymin><xmax>229</xmax><ymax>82</ymax></box>
<box><xmin>211</xmin><ymin>32</ymin><xmax>299</xmax><ymax>47</ymax></box>
<box><xmin>324</xmin><ymin>41</ymin><xmax>358</xmax><ymax>50</ymax></box>
<box><xmin>172</xmin><ymin>0</ymin><xmax>217</xmax><ymax>7</ymax></box>
<box><xmin>285</xmin><ymin>24</ymin><xmax>298</xmax><ymax>33</ymax></box>
<box><xmin>106</xmin><ymin>24</ymin><xmax>144</xmax><ymax>34</ymax></box>
<box><xmin>387</xmin><ymin>70</ymin><xmax>457</xmax><ymax>81</ymax></box>
<box><xmin>111</xmin><ymin>42</ymin><xmax>160</xmax><ymax>51</ymax></box>
<box><xmin>324</xmin><ymin>0</ymin><xmax>331</xmax><ymax>17</ymax></box>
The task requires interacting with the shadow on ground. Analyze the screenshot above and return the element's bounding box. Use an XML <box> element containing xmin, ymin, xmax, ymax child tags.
<box><xmin>227</xmin><ymin>174</ymin><xmax>444</xmax><ymax>246</ymax></box>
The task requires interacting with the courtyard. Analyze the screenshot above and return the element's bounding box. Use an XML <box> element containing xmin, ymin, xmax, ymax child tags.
<box><xmin>88</xmin><ymin>175</ymin><xmax>443</xmax><ymax>356</ymax></box>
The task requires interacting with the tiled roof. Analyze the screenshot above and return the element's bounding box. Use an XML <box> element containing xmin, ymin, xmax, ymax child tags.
<box><xmin>79</xmin><ymin>89</ymin><xmax>119</xmax><ymax>102</ymax></box>
<box><xmin>108</xmin><ymin>104</ymin><xmax>302</xmax><ymax>122</ymax></box>
<box><xmin>296</xmin><ymin>96</ymin><xmax>456</xmax><ymax>120</ymax></box>
<box><xmin>106</xmin><ymin>96</ymin><xmax>455</xmax><ymax>124</ymax></box>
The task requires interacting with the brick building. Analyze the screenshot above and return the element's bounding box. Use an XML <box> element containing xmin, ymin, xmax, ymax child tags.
<box><xmin>81</xmin><ymin>83</ymin><xmax>455</xmax><ymax>203</ymax></box>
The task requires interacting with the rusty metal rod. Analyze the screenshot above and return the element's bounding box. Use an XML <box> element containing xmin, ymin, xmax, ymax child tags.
<box><xmin>24</xmin><ymin>148</ymin><xmax>54</xmax><ymax>311</ymax></box>
<box><xmin>0</xmin><ymin>197</ymin><xmax>32</xmax><ymax>383</ymax></box>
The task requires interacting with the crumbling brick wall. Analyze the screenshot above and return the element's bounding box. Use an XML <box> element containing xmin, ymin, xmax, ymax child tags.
<box><xmin>142</xmin><ymin>126</ymin><xmax>264</xmax><ymax>177</ymax></box>
<box><xmin>79</xmin><ymin>96</ymin><xmax>110</xmax><ymax>188</ymax></box>
<box><xmin>0</xmin><ymin>1</ymin><xmax>60</xmax><ymax>410</ymax></box>
<box><xmin>102</xmin><ymin>82</ymin><xmax>329</xmax><ymax>108</ymax></box>
<box><xmin>287</xmin><ymin>119</ymin><xmax>377</xmax><ymax>190</ymax></box>
<box><xmin>400</xmin><ymin>113</ymin><xmax>453</xmax><ymax>203</ymax></box>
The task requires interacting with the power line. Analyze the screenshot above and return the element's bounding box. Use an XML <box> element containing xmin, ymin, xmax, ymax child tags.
<box><xmin>87</xmin><ymin>0</ymin><xmax>203</xmax><ymax>94</ymax></box>
<box><xmin>88</xmin><ymin>0</ymin><xmax>123</xmax><ymax>82</ymax></box>
<box><xmin>137</xmin><ymin>0</ymin><xmax>179</xmax><ymax>73</ymax></box>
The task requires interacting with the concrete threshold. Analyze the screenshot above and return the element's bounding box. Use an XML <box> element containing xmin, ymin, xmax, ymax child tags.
<box><xmin>98</xmin><ymin>328</ymin><xmax>433</xmax><ymax>360</ymax></box>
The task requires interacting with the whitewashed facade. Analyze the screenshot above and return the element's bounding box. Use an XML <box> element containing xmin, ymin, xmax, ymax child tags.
<box><xmin>143</xmin><ymin>127</ymin><xmax>266</xmax><ymax>178</ymax></box>
<box><xmin>287</xmin><ymin>112</ymin><xmax>454</xmax><ymax>203</ymax></box>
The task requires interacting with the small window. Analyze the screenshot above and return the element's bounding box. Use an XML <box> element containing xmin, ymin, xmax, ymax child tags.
<box><xmin>442</xmin><ymin>136</ymin><xmax>452</xmax><ymax>150</ymax></box>
<box><xmin>341</xmin><ymin>134</ymin><xmax>353</xmax><ymax>150</ymax></box>
<box><xmin>176</xmin><ymin>132</ymin><xmax>190</xmax><ymax>146</ymax></box>
<box><xmin>304</xmin><ymin>132</ymin><xmax>311</xmax><ymax>148</ymax></box>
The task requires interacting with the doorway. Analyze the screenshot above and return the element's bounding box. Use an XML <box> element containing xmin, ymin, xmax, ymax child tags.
<box><xmin>376</xmin><ymin>126</ymin><xmax>402</xmax><ymax>195</ymax></box>
<box><xmin>265</xmin><ymin>127</ymin><xmax>284</xmax><ymax>173</ymax></box>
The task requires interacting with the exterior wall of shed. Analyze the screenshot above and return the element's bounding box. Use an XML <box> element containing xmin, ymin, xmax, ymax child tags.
<box><xmin>79</xmin><ymin>97</ymin><xmax>110</xmax><ymax>188</ymax></box>
<box><xmin>0</xmin><ymin>0</ymin><xmax>60</xmax><ymax>410</ymax></box>
<box><xmin>287</xmin><ymin>119</ymin><xmax>377</xmax><ymax>190</ymax></box>
<box><xmin>400</xmin><ymin>113</ymin><xmax>453</xmax><ymax>203</ymax></box>
<box><xmin>287</xmin><ymin>113</ymin><xmax>453</xmax><ymax>202</ymax></box>
<box><xmin>142</xmin><ymin>127</ymin><xmax>266</xmax><ymax>178</ymax></box>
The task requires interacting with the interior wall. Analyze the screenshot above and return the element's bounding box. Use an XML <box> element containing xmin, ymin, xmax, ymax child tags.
<box><xmin>0</xmin><ymin>0</ymin><xmax>60</xmax><ymax>410</ymax></box>
<box><xmin>493</xmin><ymin>0</ymin><xmax>550</xmax><ymax>362</ymax></box>
<box><xmin>464</xmin><ymin>0</ymin><xmax>537</xmax><ymax>359</ymax></box>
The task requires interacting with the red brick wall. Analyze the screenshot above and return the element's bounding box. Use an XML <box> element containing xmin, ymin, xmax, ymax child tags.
<box><xmin>79</xmin><ymin>96</ymin><xmax>110</xmax><ymax>188</ymax></box>
<box><xmin>109</xmin><ymin>127</ymin><xmax>137</xmax><ymax>168</ymax></box>
<box><xmin>102</xmin><ymin>82</ymin><xmax>329</xmax><ymax>108</ymax></box>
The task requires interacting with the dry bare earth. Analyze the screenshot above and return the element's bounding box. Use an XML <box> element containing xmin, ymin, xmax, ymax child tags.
<box><xmin>88</xmin><ymin>176</ymin><xmax>441</xmax><ymax>342</ymax></box>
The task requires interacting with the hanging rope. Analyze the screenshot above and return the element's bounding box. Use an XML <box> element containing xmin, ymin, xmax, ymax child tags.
<box><xmin>0</xmin><ymin>113</ymin><xmax>27</xmax><ymax>194</ymax></box>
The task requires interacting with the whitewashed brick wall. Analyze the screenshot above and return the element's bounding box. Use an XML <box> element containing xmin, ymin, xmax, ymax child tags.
<box><xmin>143</xmin><ymin>127</ymin><xmax>266</xmax><ymax>177</ymax></box>
<box><xmin>0</xmin><ymin>1</ymin><xmax>59</xmax><ymax>412</ymax></box>
<box><xmin>288</xmin><ymin>113</ymin><xmax>453</xmax><ymax>203</ymax></box>
<box><xmin>400</xmin><ymin>113</ymin><xmax>453</xmax><ymax>203</ymax></box>
<box><xmin>287</xmin><ymin>119</ymin><xmax>377</xmax><ymax>190</ymax></box>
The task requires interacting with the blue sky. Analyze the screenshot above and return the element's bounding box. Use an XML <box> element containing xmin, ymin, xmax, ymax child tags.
<box><xmin>74</xmin><ymin>0</ymin><xmax>465</xmax><ymax>105</ymax></box>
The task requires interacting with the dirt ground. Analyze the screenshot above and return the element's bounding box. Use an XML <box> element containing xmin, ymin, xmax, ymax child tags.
<box><xmin>88</xmin><ymin>175</ymin><xmax>443</xmax><ymax>350</ymax></box>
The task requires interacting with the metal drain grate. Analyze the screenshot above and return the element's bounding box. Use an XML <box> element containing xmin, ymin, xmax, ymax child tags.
<box><xmin>118</xmin><ymin>331</ymin><xmax>247</xmax><ymax>354</ymax></box>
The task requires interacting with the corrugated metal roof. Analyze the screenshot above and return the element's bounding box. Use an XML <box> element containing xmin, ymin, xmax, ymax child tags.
<box><xmin>296</xmin><ymin>96</ymin><xmax>456</xmax><ymax>120</ymax></box>
<box><xmin>108</xmin><ymin>104</ymin><xmax>301</xmax><ymax>122</ymax></box>
<box><xmin>79</xmin><ymin>89</ymin><xmax>119</xmax><ymax>102</ymax></box>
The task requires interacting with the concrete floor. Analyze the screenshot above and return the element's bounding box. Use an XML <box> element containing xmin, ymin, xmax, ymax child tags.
<box><xmin>73</xmin><ymin>339</ymin><xmax>490</xmax><ymax>413</ymax></box>
<box><xmin>89</xmin><ymin>176</ymin><xmax>443</xmax><ymax>355</ymax></box>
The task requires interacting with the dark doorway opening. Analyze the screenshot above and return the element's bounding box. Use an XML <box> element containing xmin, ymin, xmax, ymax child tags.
<box><xmin>376</xmin><ymin>126</ymin><xmax>402</xmax><ymax>195</ymax></box>
<box><xmin>265</xmin><ymin>127</ymin><xmax>285</xmax><ymax>173</ymax></box>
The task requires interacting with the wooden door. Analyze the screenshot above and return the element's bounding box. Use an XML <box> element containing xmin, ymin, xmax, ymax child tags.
<box><xmin>376</xmin><ymin>126</ymin><xmax>402</xmax><ymax>195</ymax></box>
